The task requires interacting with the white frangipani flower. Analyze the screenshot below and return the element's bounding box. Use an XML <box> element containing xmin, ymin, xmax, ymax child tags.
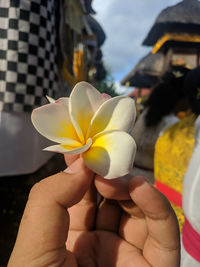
<box><xmin>31</xmin><ymin>82</ymin><xmax>137</xmax><ymax>179</ymax></box>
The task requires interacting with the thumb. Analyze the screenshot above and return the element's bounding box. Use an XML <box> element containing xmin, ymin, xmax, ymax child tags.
<box><xmin>8</xmin><ymin>158</ymin><xmax>94</xmax><ymax>267</ymax></box>
<box><xmin>27</xmin><ymin>157</ymin><xmax>94</xmax><ymax>209</ymax></box>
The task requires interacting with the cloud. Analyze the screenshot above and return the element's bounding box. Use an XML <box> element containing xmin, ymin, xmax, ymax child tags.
<box><xmin>93</xmin><ymin>0</ymin><xmax>181</xmax><ymax>81</ymax></box>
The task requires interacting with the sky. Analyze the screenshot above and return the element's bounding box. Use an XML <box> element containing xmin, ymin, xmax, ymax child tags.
<box><xmin>93</xmin><ymin>0</ymin><xmax>181</xmax><ymax>92</ymax></box>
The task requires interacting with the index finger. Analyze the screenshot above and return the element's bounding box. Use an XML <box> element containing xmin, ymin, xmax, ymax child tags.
<box><xmin>94</xmin><ymin>173</ymin><xmax>132</xmax><ymax>200</ymax></box>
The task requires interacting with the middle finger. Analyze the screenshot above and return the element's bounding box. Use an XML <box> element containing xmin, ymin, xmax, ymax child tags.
<box><xmin>68</xmin><ymin>180</ymin><xmax>97</xmax><ymax>231</ymax></box>
<box><xmin>119</xmin><ymin>200</ymin><xmax>148</xmax><ymax>249</ymax></box>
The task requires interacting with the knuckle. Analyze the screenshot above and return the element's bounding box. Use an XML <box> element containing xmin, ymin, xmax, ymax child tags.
<box><xmin>28</xmin><ymin>180</ymin><xmax>47</xmax><ymax>200</ymax></box>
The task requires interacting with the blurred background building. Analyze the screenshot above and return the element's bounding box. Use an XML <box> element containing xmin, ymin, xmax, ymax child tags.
<box><xmin>121</xmin><ymin>0</ymin><xmax>200</xmax><ymax>113</ymax></box>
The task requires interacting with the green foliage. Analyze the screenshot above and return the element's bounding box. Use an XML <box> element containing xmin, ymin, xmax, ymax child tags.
<box><xmin>95</xmin><ymin>81</ymin><xmax>119</xmax><ymax>97</ymax></box>
<box><xmin>94</xmin><ymin>64</ymin><xmax>119</xmax><ymax>97</ymax></box>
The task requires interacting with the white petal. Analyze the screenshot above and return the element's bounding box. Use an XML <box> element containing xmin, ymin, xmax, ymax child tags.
<box><xmin>83</xmin><ymin>131</ymin><xmax>136</xmax><ymax>179</ymax></box>
<box><xmin>46</xmin><ymin>96</ymin><xmax>69</xmax><ymax>106</ymax></box>
<box><xmin>87</xmin><ymin>96</ymin><xmax>136</xmax><ymax>138</ymax></box>
<box><xmin>31</xmin><ymin>101</ymin><xmax>80</xmax><ymax>145</ymax></box>
<box><xmin>69</xmin><ymin>81</ymin><xmax>105</xmax><ymax>142</ymax></box>
<box><xmin>102</xmin><ymin>93</ymin><xmax>111</xmax><ymax>100</ymax></box>
<box><xmin>46</xmin><ymin>95</ymin><xmax>56</xmax><ymax>103</ymax></box>
<box><xmin>55</xmin><ymin>97</ymin><xmax>68</xmax><ymax>106</ymax></box>
<box><xmin>44</xmin><ymin>138</ymin><xmax>92</xmax><ymax>155</ymax></box>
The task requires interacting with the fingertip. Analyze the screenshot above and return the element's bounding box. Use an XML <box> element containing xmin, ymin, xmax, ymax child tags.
<box><xmin>64</xmin><ymin>154</ymin><xmax>80</xmax><ymax>166</ymax></box>
<box><xmin>64</xmin><ymin>155</ymin><xmax>94</xmax><ymax>179</ymax></box>
<box><xmin>64</xmin><ymin>157</ymin><xmax>92</xmax><ymax>176</ymax></box>
<box><xmin>95</xmin><ymin>174</ymin><xmax>131</xmax><ymax>200</ymax></box>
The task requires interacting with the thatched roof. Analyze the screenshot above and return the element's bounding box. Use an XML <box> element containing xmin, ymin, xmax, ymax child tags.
<box><xmin>121</xmin><ymin>52</ymin><xmax>164</xmax><ymax>87</ymax></box>
<box><xmin>94</xmin><ymin>49</ymin><xmax>103</xmax><ymax>63</ymax></box>
<box><xmin>83</xmin><ymin>0</ymin><xmax>96</xmax><ymax>14</ymax></box>
<box><xmin>87</xmin><ymin>15</ymin><xmax>106</xmax><ymax>46</ymax></box>
<box><xmin>143</xmin><ymin>0</ymin><xmax>200</xmax><ymax>46</ymax></box>
<box><xmin>93</xmin><ymin>62</ymin><xmax>106</xmax><ymax>81</ymax></box>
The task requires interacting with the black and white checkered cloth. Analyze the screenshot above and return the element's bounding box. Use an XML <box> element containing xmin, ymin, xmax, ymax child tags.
<box><xmin>0</xmin><ymin>0</ymin><xmax>59</xmax><ymax>113</ymax></box>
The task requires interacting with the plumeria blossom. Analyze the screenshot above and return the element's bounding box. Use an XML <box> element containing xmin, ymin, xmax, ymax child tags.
<box><xmin>31</xmin><ymin>82</ymin><xmax>137</xmax><ymax>179</ymax></box>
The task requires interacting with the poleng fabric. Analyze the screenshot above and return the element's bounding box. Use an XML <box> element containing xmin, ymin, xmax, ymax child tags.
<box><xmin>0</xmin><ymin>0</ymin><xmax>59</xmax><ymax>113</ymax></box>
<box><xmin>0</xmin><ymin>0</ymin><xmax>60</xmax><ymax>176</ymax></box>
<box><xmin>154</xmin><ymin>113</ymin><xmax>196</xmax><ymax>232</ymax></box>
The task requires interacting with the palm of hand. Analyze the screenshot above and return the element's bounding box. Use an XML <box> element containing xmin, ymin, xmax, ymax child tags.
<box><xmin>68</xmin><ymin>229</ymin><xmax>141</xmax><ymax>267</ymax></box>
<box><xmin>66</xmin><ymin>186</ymin><xmax>179</xmax><ymax>267</ymax></box>
<box><xmin>67</xmin><ymin>201</ymin><xmax>147</xmax><ymax>267</ymax></box>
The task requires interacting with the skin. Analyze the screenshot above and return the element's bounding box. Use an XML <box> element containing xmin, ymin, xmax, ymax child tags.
<box><xmin>8</xmin><ymin>155</ymin><xmax>180</xmax><ymax>267</ymax></box>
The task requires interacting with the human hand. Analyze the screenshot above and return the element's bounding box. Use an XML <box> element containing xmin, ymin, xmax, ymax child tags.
<box><xmin>8</xmin><ymin>157</ymin><xmax>180</xmax><ymax>267</ymax></box>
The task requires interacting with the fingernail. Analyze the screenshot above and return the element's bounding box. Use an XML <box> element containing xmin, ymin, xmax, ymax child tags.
<box><xmin>64</xmin><ymin>158</ymin><xmax>85</xmax><ymax>174</ymax></box>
